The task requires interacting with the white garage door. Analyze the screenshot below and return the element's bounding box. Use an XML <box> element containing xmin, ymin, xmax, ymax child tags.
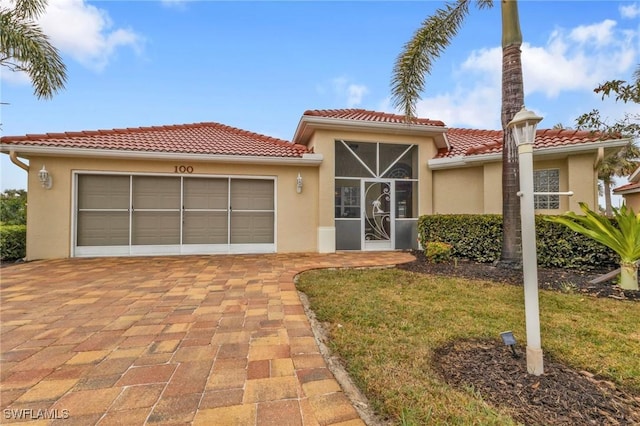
<box><xmin>75</xmin><ymin>174</ymin><xmax>275</xmax><ymax>257</ymax></box>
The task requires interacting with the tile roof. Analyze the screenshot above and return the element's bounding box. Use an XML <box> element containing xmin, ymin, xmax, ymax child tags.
<box><xmin>613</xmin><ymin>181</ymin><xmax>640</xmax><ymax>193</ymax></box>
<box><xmin>439</xmin><ymin>128</ymin><xmax>610</xmax><ymax>158</ymax></box>
<box><xmin>303</xmin><ymin>108</ymin><xmax>446</xmax><ymax>127</ymax></box>
<box><xmin>0</xmin><ymin>122</ymin><xmax>309</xmax><ymax>158</ymax></box>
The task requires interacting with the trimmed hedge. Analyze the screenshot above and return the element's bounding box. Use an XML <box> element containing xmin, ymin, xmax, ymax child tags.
<box><xmin>417</xmin><ymin>214</ymin><xmax>618</xmax><ymax>270</ymax></box>
<box><xmin>0</xmin><ymin>225</ymin><xmax>26</xmax><ymax>261</ymax></box>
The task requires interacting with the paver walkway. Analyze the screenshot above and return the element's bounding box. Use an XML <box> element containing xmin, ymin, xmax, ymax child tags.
<box><xmin>0</xmin><ymin>252</ymin><xmax>414</xmax><ymax>425</ymax></box>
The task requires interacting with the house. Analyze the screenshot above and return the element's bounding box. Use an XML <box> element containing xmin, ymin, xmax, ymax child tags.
<box><xmin>613</xmin><ymin>166</ymin><xmax>640</xmax><ymax>211</ymax></box>
<box><xmin>0</xmin><ymin>108</ymin><xmax>629</xmax><ymax>260</ymax></box>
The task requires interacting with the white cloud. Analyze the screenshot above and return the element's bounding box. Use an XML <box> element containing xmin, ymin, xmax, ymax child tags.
<box><xmin>37</xmin><ymin>0</ymin><xmax>143</xmax><ymax>71</ymax></box>
<box><xmin>321</xmin><ymin>76</ymin><xmax>370</xmax><ymax>107</ymax></box>
<box><xmin>399</xmin><ymin>17</ymin><xmax>638</xmax><ymax>128</ymax></box>
<box><xmin>347</xmin><ymin>84</ymin><xmax>369</xmax><ymax>108</ymax></box>
<box><xmin>620</xmin><ymin>3</ymin><xmax>640</xmax><ymax>19</ymax></box>
<box><xmin>569</xmin><ymin>19</ymin><xmax>617</xmax><ymax>47</ymax></box>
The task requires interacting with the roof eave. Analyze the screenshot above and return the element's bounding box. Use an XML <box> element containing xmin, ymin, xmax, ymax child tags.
<box><xmin>428</xmin><ymin>138</ymin><xmax>631</xmax><ymax>170</ymax></box>
<box><xmin>613</xmin><ymin>186</ymin><xmax>640</xmax><ymax>195</ymax></box>
<box><xmin>0</xmin><ymin>145</ymin><xmax>324</xmax><ymax>166</ymax></box>
<box><xmin>293</xmin><ymin>115</ymin><xmax>450</xmax><ymax>150</ymax></box>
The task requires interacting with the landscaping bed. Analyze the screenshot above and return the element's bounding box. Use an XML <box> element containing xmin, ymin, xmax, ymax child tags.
<box><xmin>398</xmin><ymin>251</ymin><xmax>639</xmax><ymax>301</ymax></box>
<box><xmin>397</xmin><ymin>253</ymin><xmax>640</xmax><ymax>425</ymax></box>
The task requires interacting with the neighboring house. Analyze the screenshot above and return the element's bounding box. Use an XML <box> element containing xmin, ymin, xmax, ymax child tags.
<box><xmin>613</xmin><ymin>165</ymin><xmax>640</xmax><ymax>211</ymax></box>
<box><xmin>0</xmin><ymin>108</ymin><xmax>630</xmax><ymax>260</ymax></box>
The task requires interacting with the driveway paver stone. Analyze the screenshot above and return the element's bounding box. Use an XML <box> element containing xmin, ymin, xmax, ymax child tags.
<box><xmin>1</xmin><ymin>252</ymin><xmax>414</xmax><ymax>425</ymax></box>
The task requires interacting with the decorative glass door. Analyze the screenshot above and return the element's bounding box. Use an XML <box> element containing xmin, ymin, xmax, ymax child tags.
<box><xmin>362</xmin><ymin>180</ymin><xmax>393</xmax><ymax>250</ymax></box>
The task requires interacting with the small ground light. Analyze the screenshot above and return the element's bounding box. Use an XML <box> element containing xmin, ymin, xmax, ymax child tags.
<box><xmin>500</xmin><ymin>331</ymin><xmax>519</xmax><ymax>358</ymax></box>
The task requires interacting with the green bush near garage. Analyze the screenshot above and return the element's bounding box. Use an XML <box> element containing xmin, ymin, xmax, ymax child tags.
<box><xmin>0</xmin><ymin>224</ymin><xmax>27</xmax><ymax>261</ymax></box>
<box><xmin>417</xmin><ymin>214</ymin><xmax>618</xmax><ymax>270</ymax></box>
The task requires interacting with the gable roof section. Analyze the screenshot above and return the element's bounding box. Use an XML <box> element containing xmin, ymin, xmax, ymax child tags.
<box><xmin>293</xmin><ymin>108</ymin><xmax>450</xmax><ymax>150</ymax></box>
<box><xmin>613</xmin><ymin>164</ymin><xmax>640</xmax><ymax>195</ymax></box>
<box><xmin>429</xmin><ymin>127</ymin><xmax>631</xmax><ymax>169</ymax></box>
<box><xmin>440</xmin><ymin>128</ymin><xmax>617</xmax><ymax>158</ymax></box>
<box><xmin>0</xmin><ymin>122</ymin><xmax>312</xmax><ymax>159</ymax></box>
<box><xmin>302</xmin><ymin>109</ymin><xmax>446</xmax><ymax>127</ymax></box>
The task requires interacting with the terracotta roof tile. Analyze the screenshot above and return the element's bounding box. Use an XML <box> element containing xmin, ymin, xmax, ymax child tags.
<box><xmin>303</xmin><ymin>108</ymin><xmax>446</xmax><ymax>127</ymax></box>
<box><xmin>0</xmin><ymin>122</ymin><xmax>309</xmax><ymax>158</ymax></box>
<box><xmin>613</xmin><ymin>181</ymin><xmax>640</xmax><ymax>193</ymax></box>
<box><xmin>438</xmin><ymin>128</ymin><xmax>609</xmax><ymax>158</ymax></box>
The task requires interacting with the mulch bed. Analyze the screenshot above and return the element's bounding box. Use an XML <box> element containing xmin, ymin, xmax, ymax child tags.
<box><xmin>434</xmin><ymin>340</ymin><xmax>640</xmax><ymax>425</ymax></box>
<box><xmin>397</xmin><ymin>253</ymin><xmax>640</xmax><ymax>425</ymax></box>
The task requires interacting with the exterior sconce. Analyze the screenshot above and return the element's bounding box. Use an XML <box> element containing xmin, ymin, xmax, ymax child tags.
<box><xmin>296</xmin><ymin>173</ymin><xmax>303</xmax><ymax>194</ymax></box>
<box><xmin>38</xmin><ymin>165</ymin><xmax>53</xmax><ymax>189</ymax></box>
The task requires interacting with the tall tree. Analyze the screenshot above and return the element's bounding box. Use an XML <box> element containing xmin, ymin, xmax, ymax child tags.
<box><xmin>0</xmin><ymin>0</ymin><xmax>67</xmax><ymax>99</ymax></box>
<box><xmin>576</xmin><ymin>64</ymin><xmax>640</xmax><ymax>216</ymax></box>
<box><xmin>598</xmin><ymin>143</ymin><xmax>640</xmax><ymax>217</ymax></box>
<box><xmin>392</xmin><ymin>0</ymin><xmax>525</xmax><ymax>267</ymax></box>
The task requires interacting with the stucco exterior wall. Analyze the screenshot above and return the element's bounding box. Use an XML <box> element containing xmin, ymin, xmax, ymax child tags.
<box><xmin>431</xmin><ymin>153</ymin><xmax>597</xmax><ymax>216</ymax></box>
<box><xmin>622</xmin><ymin>192</ymin><xmax>640</xmax><ymax>212</ymax></box>
<box><xmin>567</xmin><ymin>153</ymin><xmax>598</xmax><ymax>212</ymax></box>
<box><xmin>24</xmin><ymin>155</ymin><xmax>319</xmax><ymax>260</ymax></box>
<box><xmin>432</xmin><ymin>167</ymin><xmax>484</xmax><ymax>214</ymax></box>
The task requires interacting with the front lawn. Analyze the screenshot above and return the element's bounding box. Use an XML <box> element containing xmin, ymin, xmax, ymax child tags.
<box><xmin>296</xmin><ymin>268</ymin><xmax>640</xmax><ymax>425</ymax></box>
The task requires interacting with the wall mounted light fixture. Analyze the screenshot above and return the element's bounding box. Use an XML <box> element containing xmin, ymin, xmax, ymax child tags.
<box><xmin>38</xmin><ymin>165</ymin><xmax>53</xmax><ymax>189</ymax></box>
<box><xmin>296</xmin><ymin>173</ymin><xmax>303</xmax><ymax>194</ymax></box>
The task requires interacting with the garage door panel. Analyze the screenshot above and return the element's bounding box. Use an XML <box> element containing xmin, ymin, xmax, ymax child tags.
<box><xmin>133</xmin><ymin>176</ymin><xmax>180</xmax><ymax>209</ymax></box>
<box><xmin>231</xmin><ymin>212</ymin><xmax>274</xmax><ymax>244</ymax></box>
<box><xmin>78</xmin><ymin>175</ymin><xmax>129</xmax><ymax>209</ymax></box>
<box><xmin>184</xmin><ymin>178</ymin><xmax>228</xmax><ymax>209</ymax></box>
<box><xmin>77</xmin><ymin>211</ymin><xmax>129</xmax><ymax>246</ymax></box>
<box><xmin>183</xmin><ymin>211</ymin><xmax>228</xmax><ymax>244</ymax></box>
<box><xmin>231</xmin><ymin>180</ymin><xmax>274</xmax><ymax>210</ymax></box>
<box><xmin>132</xmin><ymin>211</ymin><xmax>180</xmax><ymax>245</ymax></box>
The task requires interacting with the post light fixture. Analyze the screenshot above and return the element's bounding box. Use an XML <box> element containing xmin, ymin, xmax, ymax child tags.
<box><xmin>507</xmin><ymin>105</ymin><xmax>544</xmax><ymax>376</ymax></box>
<box><xmin>296</xmin><ymin>173</ymin><xmax>303</xmax><ymax>194</ymax></box>
<box><xmin>509</xmin><ymin>106</ymin><xmax>543</xmax><ymax>147</ymax></box>
<box><xmin>38</xmin><ymin>165</ymin><xmax>52</xmax><ymax>189</ymax></box>
<box><xmin>500</xmin><ymin>331</ymin><xmax>518</xmax><ymax>358</ymax></box>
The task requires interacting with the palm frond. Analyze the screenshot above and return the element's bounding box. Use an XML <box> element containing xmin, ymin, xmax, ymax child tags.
<box><xmin>13</xmin><ymin>0</ymin><xmax>47</xmax><ymax>20</ymax></box>
<box><xmin>0</xmin><ymin>8</ymin><xmax>67</xmax><ymax>99</ymax></box>
<box><xmin>546</xmin><ymin>202</ymin><xmax>640</xmax><ymax>264</ymax></box>
<box><xmin>390</xmin><ymin>0</ymin><xmax>494</xmax><ymax>121</ymax></box>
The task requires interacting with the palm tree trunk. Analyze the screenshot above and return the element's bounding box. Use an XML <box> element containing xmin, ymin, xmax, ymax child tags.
<box><xmin>603</xmin><ymin>178</ymin><xmax>613</xmax><ymax>217</ymax></box>
<box><xmin>499</xmin><ymin>0</ymin><xmax>525</xmax><ymax>268</ymax></box>
<box><xmin>620</xmin><ymin>262</ymin><xmax>639</xmax><ymax>290</ymax></box>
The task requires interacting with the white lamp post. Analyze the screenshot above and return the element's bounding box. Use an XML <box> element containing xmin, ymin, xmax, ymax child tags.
<box><xmin>508</xmin><ymin>106</ymin><xmax>544</xmax><ymax>376</ymax></box>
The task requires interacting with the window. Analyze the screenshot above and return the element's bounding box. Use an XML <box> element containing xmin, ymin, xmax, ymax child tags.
<box><xmin>533</xmin><ymin>169</ymin><xmax>559</xmax><ymax>209</ymax></box>
<box><xmin>335</xmin><ymin>179</ymin><xmax>360</xmax><ymax>218</ymax></box>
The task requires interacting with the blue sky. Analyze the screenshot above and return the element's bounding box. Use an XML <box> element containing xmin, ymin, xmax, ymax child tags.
<box><xmin>1</xmin><ymin>0</ymin><xmax>639</xmax><ymax>194</ymax></box>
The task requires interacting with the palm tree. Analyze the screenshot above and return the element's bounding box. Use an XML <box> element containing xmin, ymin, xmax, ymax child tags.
<box><xmin>0</xmin><ymin>0</ymin><xmax>67</xmax><ymax>99</ymax></box>
<box><xmin>547</xmin><ymin>203</ymin><xmax>640</xmax><ymax>291</ymax></box>
<box><xmin>599</xmin><ymin>143</ymin><xmax>640</xmax><ymax>217</ymax></box>
<box><xmin>392</xmin><ymin>0</ymin><xmax>525</xmax><ymax>267</ymax></box>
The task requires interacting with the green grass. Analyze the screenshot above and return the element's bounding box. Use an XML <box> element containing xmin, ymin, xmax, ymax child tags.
<box><xmin>296</xmin><ymin>268</ymin><xmax>640</xmax><ymax>425</ymax></box>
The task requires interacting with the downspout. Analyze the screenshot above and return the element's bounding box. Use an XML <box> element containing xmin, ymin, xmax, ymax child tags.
<box><xmin>9</xmin><ymin>150</ymin><xmax>29</xmax><ymax>172</ymax></box>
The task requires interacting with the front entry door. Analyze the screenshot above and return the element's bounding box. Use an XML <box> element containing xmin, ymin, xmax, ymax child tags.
<box><xmin>362</xmin><ymin>180</ymin><xmax>393</xmax><ymax>250</ymax></box>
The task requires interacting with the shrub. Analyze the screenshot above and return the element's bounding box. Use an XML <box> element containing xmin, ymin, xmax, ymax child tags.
<box><xmin>0</xmin><ymin>189</ymin><xmax>27</xmax><ymax>225</ymax></box>
<box><xmin>417</xmin><ymin>214</ymin><xmax>618</xmax><ymax>270</ymax></box>
<box><xmin>425</xmin><ymin>241</ymin><xmax>452</xmax><ymax>263</ymax></box>
<box><xmin>0</xmin><ymin>225</ymin><xmax>26</xmax><ymax>261</ymax></box>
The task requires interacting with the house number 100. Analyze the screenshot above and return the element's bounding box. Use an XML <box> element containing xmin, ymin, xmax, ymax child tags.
<box><xmin>174</xmin><ymin>165</ymin><xmax>194</xmax><ymax>173</ymax></box>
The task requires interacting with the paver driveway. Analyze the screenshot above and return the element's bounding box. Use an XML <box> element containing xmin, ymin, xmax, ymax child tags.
<box><xmin>0</xmin><ymin>252</ymin><xmax>414</xmax><ymax>425</ymax></box>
